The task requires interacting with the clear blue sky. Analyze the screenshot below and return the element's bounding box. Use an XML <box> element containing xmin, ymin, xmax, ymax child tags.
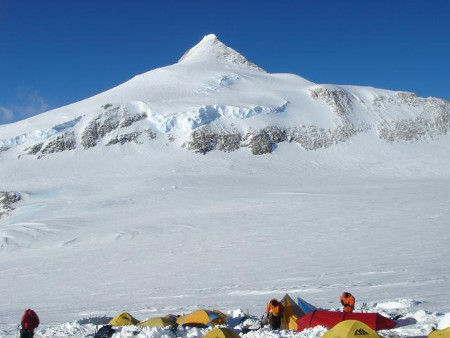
<box><xmin>1</xmin><ymin>0</ymin><xmax>449</xmax><ymax>124</ymax></box>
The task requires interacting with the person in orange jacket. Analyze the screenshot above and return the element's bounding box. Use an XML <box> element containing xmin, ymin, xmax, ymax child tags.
<box><xmin>265</xmin><ymin>298</ymin><xmax>284</xmax><ymax>330</ymax></box>
<box><xmin>340</xmin><ymin>292</ymin><xmax>355</xmax><ymax>313</ymax></box>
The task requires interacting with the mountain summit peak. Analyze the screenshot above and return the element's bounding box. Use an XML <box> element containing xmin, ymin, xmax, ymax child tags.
<box><xmin>199</xmin><ymin>33</ymin><xmax>219</xmax><ymax>43</ymax></box>
<box><xmin>178</xmin><ymin>34</ymin><xmax>264</xmax><ymax>71</ymax></box>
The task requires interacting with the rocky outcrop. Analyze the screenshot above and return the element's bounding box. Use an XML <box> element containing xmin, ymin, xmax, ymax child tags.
<box><xmin>288</xmin><ymin>125</ymin><xmax>359</xmax><ymax>150</ymax></box>
<box><xmin>106</xmin><ymin>132</ymin><xmax>142</xmax><ymax>146</ymax></box>
<box><xmin>217</xmin><ymin>133</ymin><xmax>241</xmax><ymax>152</ymax></box>
<box><xmin>185</xmin><ymin>123</ymin><xmax>362</xmax><ymax>155</ymax></box>
<box><xmin>0</xmin><ymin>192</ymin><xmax>21</xmax><ymax>219</ymax></box>
<box><xmin>186</xmin><ymin>127</ymin><xmax>246</xmax><ymax>154</ymax></box>
<box><xmin>264</xmin><ymin>126</ymin><xmax>287</xmax><ymax>143</ymax></box>
<box><xmin>309</xmin><ymin>86</ymin><xmax>353</xmax><ymax>125</ymax></box>
<box><xmin>4</xmin><ymin>88</ymin><xmax>449</xmax><ymax>158</ymax></box>
<box><xmin>14</xmin><ymin>104</ymin><xmax>152</xmax><ymax>157</ymax></box>
<box><xmin>23</xmin><ymin>132</ymin><xmax>76</xmax><ymax>158</ymax></box>
<box><xmin>241</xmin><ymin>127</ymin><xmax>286</xmax><ymax>155</ymax></box>
<box><xmin>144</xmin><ymin>129</ymin><xmax>157</xmax><ymax>141</ymax></box>
<box><xmin>374</xmin><ymin>93</ymin><xmax>450</xmax><ymax>142</ymax></box>
<box><xmin>39</xmin><ymin>132</ymin><xmax>76</xmax><ymax>158</ymax></box>
<box><xmin>81</xmin><ymin>105</ymin><xmax>148</xmax><ymax>149</ymax></box>
<box><xmin>24</xmin><ymin>143</ymin><xmax>44</xmax><ymax>155</ymax></box>
<box><xmin>105</xmin><ymin>127</ymin><xmax>156</xmax><ymax>146</ymax></box>
<box><xmin>186</xmin><ymin>127</ymin><xmax>218</xmax><ymax>154</ymax></box>
<box><xmin>245</xmin><ymin>132</ymin><xmax>273</xmax><ymax>155</ymax></box>
<box><xmin>80</xmin><ymin>117</ymin><xmax>102</xmax><ymax>149</ymax></box>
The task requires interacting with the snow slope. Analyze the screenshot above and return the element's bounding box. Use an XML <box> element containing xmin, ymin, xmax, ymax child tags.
<box><xmin>0</xmin><ymin>34</ymin><xmax>449</xmax><ymax>337</ymax></box>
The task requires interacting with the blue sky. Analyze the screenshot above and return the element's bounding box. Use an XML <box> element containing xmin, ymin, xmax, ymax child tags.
<box><xmin>1</xmin><ymin>0</ymin><xmax>449</xmax><ymax>124</ymax></box>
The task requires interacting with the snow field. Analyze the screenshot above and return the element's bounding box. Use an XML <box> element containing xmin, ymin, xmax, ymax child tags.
<box><xmin>1</xmin><ymin>140</ymin><xmax>450</xmax><ymax>337</ymax></box>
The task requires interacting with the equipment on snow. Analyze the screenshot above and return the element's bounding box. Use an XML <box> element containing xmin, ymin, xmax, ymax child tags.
<box><xmin>94</xmin><ymin>325</ymin><xmax>115</xmax><ymax>338</ymax></box>
<box><xmin>260</xmin><ymin>313</ymin><xmax>268</xmax><ymax>326</ymax></box>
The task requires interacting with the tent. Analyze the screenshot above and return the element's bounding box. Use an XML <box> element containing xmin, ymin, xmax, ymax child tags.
<box><xmin>164</xmin><ymin>314</ymin><xmax>179</xmax><ymax>322</ymax></box>
<box><xmin>177</xmin><ymin>309</ymin><xmax>227</xmax><ymax>327</ymax></box>
<box><xmin>204</xmin><ymin>327</ymin><xmax>241</xmax><ymax>338</ymax></box>
<box><xmin>297</xmin><ymin>310</ymin><xmax>396</xmax><ymax>332</ymax></box>
<box><xmin>138</xmin><ymin>316</ymin><xmax>177</xmax><ymax>328</ymax></box>
<box><xmin>323</xmin><ymin>320</ymin><xmax>380</xmax><ymax>338</ymax></box>
<box><xmin>297</xmin><ymin>296</ymin><xmax>317</xmax><ymax>314</ymax></box>
<box><xmin>280</xmin><ymin>293</ymin><xmax>308</xmax><ymax>330</ymax></box>
<box><xmin>108</xmin><ymin>312</ymin><xmax>140</xmax><ymax>326</ymax></box>
<box><xmin>429</xmin><ymin>328</ymin><xmax>450</xmax><ymax>338</ymax></box>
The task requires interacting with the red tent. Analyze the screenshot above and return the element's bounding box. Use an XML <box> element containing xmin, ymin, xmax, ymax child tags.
<box><xmin>297</xmin><ymin>310</ymin><xmax>396</xmax><ymax>332</ymax></box>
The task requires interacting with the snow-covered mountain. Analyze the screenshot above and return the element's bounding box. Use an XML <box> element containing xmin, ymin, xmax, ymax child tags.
<box><xmin>0</xmin><ymin>34</ymin><xmax>448</xmax><ymax>159</ymax></box>
<box><xmin>1</xmin><ymin>35</ymin><xmax>450</xmax><ymax>338</ymax></box>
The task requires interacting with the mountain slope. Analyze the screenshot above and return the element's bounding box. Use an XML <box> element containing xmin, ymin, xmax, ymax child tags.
<box><xmin>0</xmin><ymin>34</ymin><xmax>448</xmax><ymax>158</ymax></box>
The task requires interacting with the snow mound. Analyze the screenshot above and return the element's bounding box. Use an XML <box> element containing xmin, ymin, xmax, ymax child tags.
<box><xmin>437</xmin><ymin>313</ymin><xmax>450</xmax><ymax>329</ymax></box>
<box><xmin>375</xmin><ymin>299</ymin><xmax>418</xmax><ymax>310</ymax></box>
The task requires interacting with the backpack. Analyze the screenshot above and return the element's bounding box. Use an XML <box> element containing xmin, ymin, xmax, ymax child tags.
<box><xmin>21</xmin><ymin>309</ymin><xmax>39</xmax><ymax>330</ymax></box>
<box><xmin>94</xmin><ymin>325</ymin><xmax>116</xmax><ymax>338</ymax></box>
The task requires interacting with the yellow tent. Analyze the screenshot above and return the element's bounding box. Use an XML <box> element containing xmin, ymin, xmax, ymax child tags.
<box><xmin>108</xmin><ymin>312</ymin><xmax>140</xmax><ymax>326</ymax></box>
<box><xmin>177</xmin><ymin>309</ymin><xmax>227</xmax><ymax>327</ymax></box>
<box><xmin>323</xmin><ymin>320</ymin><xmax>380</xmax><ymax>338</ymax></box>
<box><xmin>138</xmin><ymin>316</ymin><xmax>177</xmax><ymax>328</ymax></box>
<box><xmin>203</xmin><ymin>327</ymin><xmax>241</xmax><ymax>338</ymax></box>
<box><xmin>280</xmin><ymin>293</ymin><xmax>307</xmax><ymax>330</ymax></box>
<box><xmin>164</xmin><ymin>314</ymin><xmax>179</xmax><ymax>322</ymax></box>
<box><xmin>429</xmin><ymin>328</ymin><xmax>450</xmax><ymax>338</ymax></box>
<box><xmin>204</xmin><ymin>327</ymin><xmax>240</xmax><ymax>338</ymax></box>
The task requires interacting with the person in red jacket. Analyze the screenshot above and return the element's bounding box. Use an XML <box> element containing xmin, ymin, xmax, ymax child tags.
<box><xmin>340</xmin><ymin>292</ymin><xmax>355</xmax><ymax>313</ymax></box>
<box><xmin>20</xmin><ymin>309</ymin><xmax>39</xmax><ymax>338</ymax></box>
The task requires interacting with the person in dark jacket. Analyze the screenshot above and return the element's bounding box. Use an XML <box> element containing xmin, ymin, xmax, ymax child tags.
<box><xmin>20</xmin><ymin>309</ymin><xmax>39</xmax><ymax>338</ymax></box>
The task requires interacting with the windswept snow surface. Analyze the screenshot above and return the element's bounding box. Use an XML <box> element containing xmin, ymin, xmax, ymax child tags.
<box><xmin>1</xmin><ymin>34</ymin><xmax>450</xmax><ymax>337</ymax></box>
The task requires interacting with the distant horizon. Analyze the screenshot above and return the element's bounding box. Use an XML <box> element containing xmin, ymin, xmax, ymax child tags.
<box><xmin>1</xmin><ymin>0</ymin><xmax>449</xmax><ymax>124</ymax></box>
